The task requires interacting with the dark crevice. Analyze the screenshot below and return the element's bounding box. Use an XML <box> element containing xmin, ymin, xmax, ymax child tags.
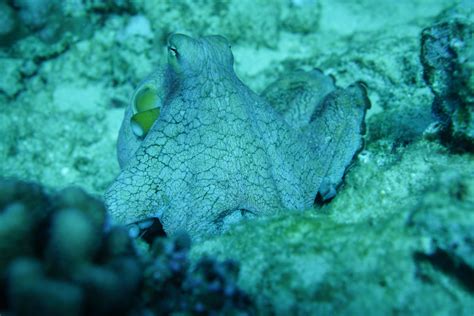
<box><xmin>414</xmin><ymin>249</ymin><xmax>474</xmax><ymax>292</ymax></box>
<box><xmin>138</xmin><ymin>218</ymin><xmax>167</xmax><ymax>244</ymax></box>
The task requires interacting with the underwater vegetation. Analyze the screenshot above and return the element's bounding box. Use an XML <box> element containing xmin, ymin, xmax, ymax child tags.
<box><xmin>0</xmin><ymin>178</ymin><xmax>253</xmax><ymax>315</ymax></box>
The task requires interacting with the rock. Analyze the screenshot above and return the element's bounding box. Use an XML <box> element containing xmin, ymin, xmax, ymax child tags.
<box><xmin>408</xmin><ymin>171</ymin><xmax>474</xmax><ymax>291</ymax></box>
<box><xmin>0</xmin><ymin>2</ymin><xmax>17</xmax><ymax>45</ymax></box>
<box><xmin>192</xmin><ymin>208</ymin><xmax>474</xmax><ymax>315</ymax></box>
<box><xmin>0</xmin><ymin>58</ymin><xmax>24</xmax><ymax>97</ymax></box>
<box><xmin>420</xmin><ymin>3</ymin><xmax>474</xmax><ymax>151</ymax></box>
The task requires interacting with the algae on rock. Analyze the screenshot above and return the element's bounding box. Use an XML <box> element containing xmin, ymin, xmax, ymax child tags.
<box><xmin>191</xmin><ymin>148</ymin><xmax>474</xmax><ymax>315</ymax></box>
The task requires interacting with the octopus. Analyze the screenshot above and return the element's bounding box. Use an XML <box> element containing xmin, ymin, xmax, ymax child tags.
<box><xmin>105</xmin><ymin>34</ymin><xmax>370</xmax><ymax>240</ymax></box>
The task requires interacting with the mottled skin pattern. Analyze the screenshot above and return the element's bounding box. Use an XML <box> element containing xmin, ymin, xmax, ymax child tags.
<box><xmin>105</xmin><ymin>34</ymin><xmax>369</xmax><ymax>240</ymax></box>
<box><xmin>262</xmin><ymin>73</ymin><xmax>370</xmax><ymax>200</ymax></box>
<box><xmin>261</xmin><ymin>69</ymin><xmax>336</xmax><ymax>130</ymax></box>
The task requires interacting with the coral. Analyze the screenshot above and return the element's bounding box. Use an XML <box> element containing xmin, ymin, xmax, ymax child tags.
<box><xmin>0</xmin><ymin>0</ymin><xmax>137</xmax><ymax>52</ymax></box>
<box><xmin>0</xmin><ymin>58</ymin><xmax>25</xmax><ymax>97</ymax></box>
<box><xmin>223</xmin><ymin>0</ymin><xmax>281</xmax><ymax>48</ymax></box>
<box><xmin>280</xmin><ymin>0</ymin><xmax>321</xmax><ymax>34</ymax></box>
<box><xmin>0</xmin><ymin>13</ymin><xmax>159</xmax><ymax>194</ymax></box>
<box><xmin>0</xmin><ymin>1</ymin><xmax>18</xmax><ymax>46</ymax></box>
<box><xmin>0</xmin><ymin>178</ymin><xmax>141</xmax><ymax>315</ymax></box>
<box><xmin>105</xmin><ymin>34</ymin><xmax>369</xmax><ymax>240</ymax></box>
<box><xmin>0</xmin><ymin>178</ymin><xmax>252</xmax><ymax>315</ymax></box>
<box><xmin>137</xmin><ymin>0</ymin><xmax>281</xmax><ymax>48</ymax></box>
<box><xmin>420</xmin><ymin>3</ymin><xmax>474</xmax><ymax>151</ymax></box>
<box><xmin>0</xmin><ymin>179</ymin><xmax>51</xmax><ymax>272</ymax></box>
<box><xmin>2</xmin><ymin>0</ymin><xmax>75</xmax><ymax>46</ymax></box>
<box><xmin>14</xmin><ymin>0</ymin><xmax>56</xmax><ymax>32</ymax></box>
<box><xmin>142</xmin><ymin>234</ymin><xmax>254</xmax><ymax>315</ymax></box>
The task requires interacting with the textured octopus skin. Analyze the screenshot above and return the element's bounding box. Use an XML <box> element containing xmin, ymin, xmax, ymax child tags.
<box><xmin>105</xmin><ymin>34</ymin><xmax>370</xmax><ymax>240</ymax></box>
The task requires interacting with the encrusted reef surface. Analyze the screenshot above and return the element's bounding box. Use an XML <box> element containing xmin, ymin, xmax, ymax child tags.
<box><xmin>420</xmin><ymin>2</ymin><xmax>474</xmax><ymax>151</ymax></box>
<box><xmin>1</xmin><ymin>0</ymin><xmax>474</xmax><ymax>315</ymax></box>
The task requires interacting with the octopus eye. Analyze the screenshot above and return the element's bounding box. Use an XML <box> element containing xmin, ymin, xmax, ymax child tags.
<box><xmin>131</xmin><ymin>85</ymin><xmax>161</xmax><ymax>138</ymax></box>
<box><xmin>134</xmin><ymin>86</ymin><xmax>157</xmax><ymax>112</ymax></box>
<box><xmin>131</xmin><ymin>108</ymin><xmax>161</xmax><ymax>138</ymax></box>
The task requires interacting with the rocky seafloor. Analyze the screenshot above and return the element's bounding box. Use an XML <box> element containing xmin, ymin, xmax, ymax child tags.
<box><xmin>0</xmin><ymin>0</ymin><xmax>473</xmax><ymax>315</ymax></box>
